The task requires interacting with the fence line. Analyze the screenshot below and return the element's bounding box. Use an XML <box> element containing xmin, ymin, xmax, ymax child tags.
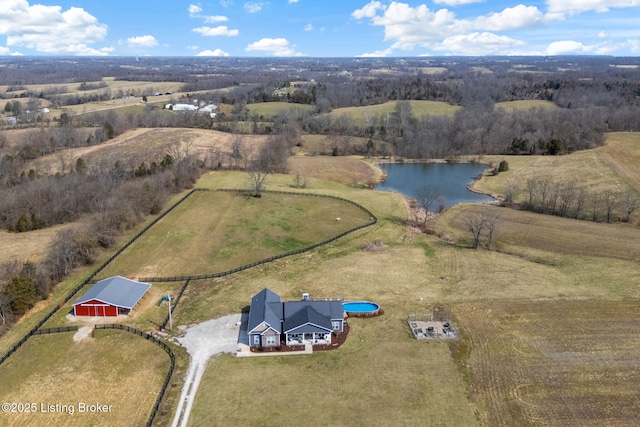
<box><xmin>95</xmin><ymin>324</ymin><xmax>175</xmax><ymax>427</ymax></box>
<box><xmin>0</xmin><ymin>185</ymin><xmax>379</xmax><ymax>422</ymax></box>
<box><xmin>141</xmin><ymin>189</ymin><xmax>377</xmax><ymax>282</ymax></box>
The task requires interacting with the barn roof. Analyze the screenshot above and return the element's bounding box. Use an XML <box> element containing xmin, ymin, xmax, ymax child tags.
<box><xmin>74</xmin><ymin>276</ymin><xmax>151</xmax><ymax>309</ymax></box>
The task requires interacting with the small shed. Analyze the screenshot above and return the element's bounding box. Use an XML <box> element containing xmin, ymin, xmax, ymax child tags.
<box><xmin>73</xmin><ymin>276</ymin><xmax>151</xmax><ymax>317</ymax></box>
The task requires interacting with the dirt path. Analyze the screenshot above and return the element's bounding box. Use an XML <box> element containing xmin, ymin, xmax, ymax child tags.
<box><xmin>170</xmin><ymin>314</ymin><xmax>241</xmax><ymax>427</ymax></box>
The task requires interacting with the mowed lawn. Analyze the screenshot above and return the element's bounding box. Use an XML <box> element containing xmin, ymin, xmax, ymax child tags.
<box><xmin>96</xmin><ymin>190</ymin><xmax>373</xmax><ymax>280</ymax></box>
<box><xmin>0</xmin><ymin>330</ymin><xmax>170</xmax><ymax>427</ymax></box>
<box><xmin>190</xmin><ymin>312</ymin><xmax>477</xmax><ymax>427</ymax></box>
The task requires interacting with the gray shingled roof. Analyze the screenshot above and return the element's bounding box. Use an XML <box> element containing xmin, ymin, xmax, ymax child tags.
<box><xmin>74</xmin><ymin>276</ymin><xmax>151</xmax><ymax>309</ymax></box>
<box><xmin>283</xmin><ymin>305</ymin><xmax>332</xmax><ymax>333</ymax></box>
<box><xmin>248</xmin><ymin>288</ymin><xmax>282</xmax><ymax>333</ymax></box>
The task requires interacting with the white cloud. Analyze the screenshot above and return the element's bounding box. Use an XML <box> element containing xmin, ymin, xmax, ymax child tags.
<box><xmin>304</xmin><ymin>23</ymin><xmax>313</xmax><ymax>32</ymax></box>
<box><xmin>246</xmin><ymin>37</ymin><xmax>303</xmax><ymax>56</ymax></box>
<box><xmin>204</xmin><ymin>15</ymin><xmax>229</xmax><ymax>23</ymax></box>
<box><xmin>127</xmin><ymin>35</ymin><xmax>158</xmax><ymax>48</ymax></box>
<box><xmin>220</xmin><ymin>0</ymin><xmax>234</xmax><ymax>6</ymax></box>
<box><xmin>434</xmin><ymin>32</ymin><xmax>526</xmax><ymax>55</ymax></box>
<box><xmin>434</xmin><ymin>0</ymin><xmax>483</xmax><ymax>5</ymax></box>
<box><xmin>193</xmin><ymin>26</ymin><xmax>239</xmax><ymax>37</ymax></box>
<box><xmin>196</xmin><ymin>48</ymin><xmax>229</xmax><ymax>56</ymax></box>
<box><xmin>188</xmin><ymin>45</ymin><xmax>199</xmax><ymax>50</ymax></box>
<box><xmin>351</xmin><ymin>2</ymin><xmax>546</xmax><ymax>55</ymax></box>
<box><xmin>545</xmin><ymin>38</ymin><xmax>640</xmax><ymax>55</ymax></box>
<box><xmin>0</xmin><ymin>0</ymin><xmax>108</xmax><ymax>55</ymax></box>
<box><xmin>0</xmin><ymin>46</ymin><xmax>11</xmax><ymax>54</ymax></box>
<box><xmin>546</xmin><ymin>0</ymin><xmax>640</xmax><ymax>17</ymax></box>
<box><xmin>357</xmin><ymin>47</ymin><xmax>394</xmax><ymax>57</ymax></box>
<box><xmin>189</xmin><ymin>4</ymin><xmax>202</xmax><ymax>15</ymax></box>
<box><xmin>598</xmin><ymin>31</ymin><xmax>608</xmax><ymax>38</ymax></box>
<box><xmin>352</xmin><ymin>1</ymin><xmax>385</xmax><ymax>19</ymax></box>
<box><xmin>244</xmin><ymin>2</ymin><xmax>263</xmax><ymax>13</ymax></box>
<box><xmin>289</xmin><ymin>0</ymin><xmax>299</xmax><ymax>3</ymax></box>
<box><xmin>473</xmin><ymin>5</ymin><xmax>544</xmax><ymax>31</ymax></box>
<box><xmin>545</xmin><ymin>40</ymin><xmax>589</xmax><ymax>54</ymax></box>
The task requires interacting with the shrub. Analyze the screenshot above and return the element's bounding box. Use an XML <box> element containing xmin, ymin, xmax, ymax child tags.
<box><xmin>498</xmin><ymin>160</ymin><xmax>509</xmax><ymax>172</ymax></box>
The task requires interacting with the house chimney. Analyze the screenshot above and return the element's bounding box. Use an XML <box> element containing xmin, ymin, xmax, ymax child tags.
<box><xmin>302</xmin><ymin>293</ymin><xmax>309</xmax><ymax>301</ymax></box>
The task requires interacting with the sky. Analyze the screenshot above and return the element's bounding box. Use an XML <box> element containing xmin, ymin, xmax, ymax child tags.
<box><xmin>0</xmin><ymin>0</ymin><xmax>640</xmax><ymax>57</ymax></box>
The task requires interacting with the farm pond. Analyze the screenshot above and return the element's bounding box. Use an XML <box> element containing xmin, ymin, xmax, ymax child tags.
<box><xmin>375</xmin><ymin>162</ymin><xmax>494</xmax><ymax>207</ymax></box>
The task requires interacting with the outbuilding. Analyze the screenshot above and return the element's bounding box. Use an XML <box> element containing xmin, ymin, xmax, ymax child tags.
<box><xmin>73</xmin><ymin>276</ymin><xmax>151</xmax><ymax>317</ymax></box>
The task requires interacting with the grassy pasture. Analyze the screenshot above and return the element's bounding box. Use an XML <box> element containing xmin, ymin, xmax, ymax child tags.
<box><xmin>474</xmin><ymin>142</ymin><xmax>633</xmax><ymax>201</ymax></box>
<box><xmin>452</xmin><ymin>300</ymin><xmax>640</xmax><ymax>427</ymax></box>
<box><xmin>598</xmin><ymin>132</ymin><xmax>640</xmax><ymax>190</ymax></box>
<box><xmin>95</xmin><ymin>189</ymin><xmax>373</xmax><ymax>280</ymax></box>
<box><xmin>0</xmin><ymin>330</ymin><xmax>170</xmax><ymax>427</ymax></box>
<box><xmin>438</xmin><ymin>204</ymin><xmax>640</xmax><ymax>263</ymax></box>
<box><xmin>326</xmin><ymin>100</ymin><xmax>461</xmax><ymax>126</ymax></box>
<box><xmin>190</xmin><ymin>314</ymin><xmax>477</xmax><ymax>427</ymax></box>
<box><xmin>246</xmin><ymin>102</ymin><xmax>314</xmax><ymax>119</ymax></box>
<box><xmin>0</xmin><ymin>224</ymin><xmax>74</xmax><ymax>265</ymax></box>
<box><xmin>494</xmin><ymin>100</ymin><xmax>558</xmax><ymax>112</ymax></box>
<box><xmin>289</xmin><ymin>155</ymin><xmax>380</xmax><ymax>186</ymax></box>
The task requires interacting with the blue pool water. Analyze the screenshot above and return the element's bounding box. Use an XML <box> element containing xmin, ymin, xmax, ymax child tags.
<box><xmin>343</xmin><ymin>301</ymin><xmax>379</xmax><ymax>313</ymax></box>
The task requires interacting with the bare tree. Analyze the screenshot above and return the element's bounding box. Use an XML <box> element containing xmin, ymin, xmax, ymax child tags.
<box><xmin>463</xmin><ymin>208</ymin><xmax>501</xmax><ymax>248</ymax></box>
<box><xmin>622</xmin><ymin>189</ymin><xmax>640</xmax><ymax>222</ymax></box>
<box><xmin>602</xmin><ymin>191</ymin><xmax>619</xmax><ymax>223</ymax></box>
<box><xmin>247</xmin><ymin>167</ymin><xmax>268</xmax><ymax>197</ymax></box>
<box><xmin>415</xmin><ymin>184</ymin><xmax>440</xmax><ymax>224</ymax></box>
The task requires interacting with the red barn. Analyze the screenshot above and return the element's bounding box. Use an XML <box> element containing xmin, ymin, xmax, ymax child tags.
<box><xmin>73</xmin><ymin>276</ymin><xmax>151</xmax><ymax>317</ymax></box>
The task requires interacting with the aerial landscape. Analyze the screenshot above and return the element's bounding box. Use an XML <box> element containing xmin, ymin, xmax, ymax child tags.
<box><xmin>1</xmin><ymin>1</ymin><xmax>640</xmax><ymax>427</ymax></box>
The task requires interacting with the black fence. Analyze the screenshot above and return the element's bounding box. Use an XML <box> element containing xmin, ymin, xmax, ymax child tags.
<box><xmin>141</xmin><ymin>189</ymin><xmax>377</xmax><ymax>283</ymax></box>
<box><xmin>95</xmin><ymin>324</ymin><xmax>175</xmax><ymax>427</ymax></box>
<box><xmin>0</xmin><ymin>189</ymin><xmax>200</xmax><ymax>368</ymax></box>
<box><xmin>0</xmin><ymin>185</ymin><xmax>379</xmax><ymax>423</ymax></box>
<box><xmin>33</xmin><ymin>326</ymin><xmax>79</xmax><ymax>335</ymax></box>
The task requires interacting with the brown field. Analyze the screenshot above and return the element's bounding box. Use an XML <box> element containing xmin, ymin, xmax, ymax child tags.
<box><xmin>0</xmin><ymin>224</ymin><xmax>74</xmax><ymax>265</ymax></box>
<box><xmin>25</xmin><ymin>127</ymin><xmax>268</xmax><ymax>175</ymax></box>
<box><xmin>598</xmin><ymin>132</ymin><xmax>640</xmax><ymax>190</ymax></box>
<box><xmin>494</xmin><ymin>100</ymin><xmax>558</xmax><ymax>112</ymax></box>
<box><xmin>439</xmin><ymin>204</ymin><xmax>640</xmax><ymax>262</ymax></box>
<box><xmin>452</xmin><ymin>300</ymin><xmax>640</xmax><ymax>427</ymax></box>
<box><xmin>289</xmin><ymin>155</ymin><xmax>380</xmax><ymax>186</ymax></box>
<box><xmin>0</xmin><ymin>330</ymin><xmax>170</xmax><ymax>427</ymax></box>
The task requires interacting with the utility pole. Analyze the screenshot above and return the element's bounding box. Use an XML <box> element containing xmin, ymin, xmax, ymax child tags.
<box><xmin>167</xmin><ymin>294</ymin><xmax>173</xmax><ymax>331</ymax></box>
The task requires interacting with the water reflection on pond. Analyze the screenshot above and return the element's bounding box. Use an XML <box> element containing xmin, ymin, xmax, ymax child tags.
<box><xmin>375</xmin><ymin>162</ymin><xmax>494</xmax><ymax>208</ymax></box>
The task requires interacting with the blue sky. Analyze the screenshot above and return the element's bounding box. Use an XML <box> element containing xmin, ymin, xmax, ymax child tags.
<box><xmin>0</xmin><ymin>0</ymin><xmax>639</xmax><ymax>56</ymax></box>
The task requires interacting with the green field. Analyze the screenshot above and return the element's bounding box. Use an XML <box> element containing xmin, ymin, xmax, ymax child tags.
<box><xmin>0</xmin><ymin>330</ymin><xmax>170</xmax><ymax>427</ymax></box>
<box><xmin>95</xmin><ymin>189</ymin><xmax>373</xmax><ymax>280</ymax></box>
<box><xmin>327</xmin><ymin>100</ymin><xmax>462</xmax><ymax>126</ymax></box>
<box><xmin>246</xmin><ymin>102</ymin><xmax>314</xmax><ymax>119</ymax></box>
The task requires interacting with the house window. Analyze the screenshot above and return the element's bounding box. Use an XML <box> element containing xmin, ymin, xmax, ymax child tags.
<box><xmin>332</xmin><ymin>321</ymin><xmax>341</xmax><ymax>331</ymax></box>
<box><xmin>266</xmin><ymin>335</ymin><xmax>276</xmax><ymax>346</ymax></box>
<box><xmin>253</xmin><ymin>335</ymin><xmax>260</xmax><ymax>345</ymax></box>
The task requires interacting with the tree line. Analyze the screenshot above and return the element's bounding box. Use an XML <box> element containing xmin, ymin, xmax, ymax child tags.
<box><xmin>505</xmin><ymin>177</ymin><xmax>640</xmax><ymax>224</ymax></box>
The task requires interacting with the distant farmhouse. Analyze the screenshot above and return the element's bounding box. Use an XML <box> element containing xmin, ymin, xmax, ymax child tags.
<box><xmin>73</xmin><ymin>276</ymin><xmax>151</xmax><ymax>317</ymax></box>
<box><xmin>248</xmin><ymin>288</ymin><xmax>345</xmax><ymax>349</ymax></box>
<box><xmin>164</xmin><ymin>102</ymin><xmax>217</xmax><ymax>118</ymax></box>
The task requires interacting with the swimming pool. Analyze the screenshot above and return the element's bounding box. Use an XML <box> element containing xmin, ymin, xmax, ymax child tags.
<box><xmin>343</xmin><ymin>301</ymin><xmax>380</xmax><ymax>315</ymax></box>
